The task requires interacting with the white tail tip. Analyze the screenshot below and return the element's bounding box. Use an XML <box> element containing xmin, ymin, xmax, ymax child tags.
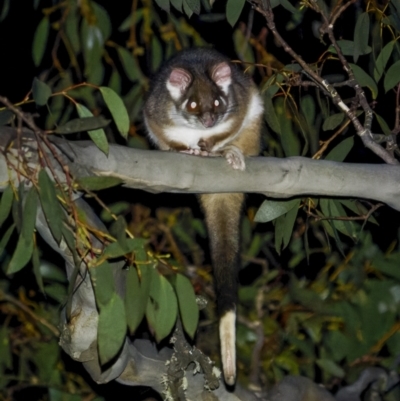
<box><xmin>219</xmin><ymin>310</ymin><xmax>236</xmax><ymax>386</ymax></box>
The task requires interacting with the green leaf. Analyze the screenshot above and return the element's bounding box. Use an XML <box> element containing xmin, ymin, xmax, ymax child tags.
<box><xmin>0</xmin><ymin>185</ymin><xmax>14</xmax><ymax>227</ymax></box>
<box><xmin>38</xmin><ymin>170</ymin><xmax>63</xmax><ymax>244</ymax></box>
<box><xmin>384</xmin><ymin>60</ymin><xmax>400</xmax><ymax>92</ymax></box>
<box><xmin>32</xmin><ymin>78</ymin><xmax>52</xmax><ymax>106</ymax></box>
<box><xmin>125</xmin><ymin>267</ymin><xmax>141</xmax><ymax>333</ymax></box>
<box><xmin>349</xmin><ymin>63</ymin><xmax>378</xmax><ymax>99</ymax></box>
<box><xmin>119</xmin><ymin>10</ymin><xmax>144</xmax><ymax>31</ymax></box>
<box><xmin>32</xmin><ymin>245</ymin><xmax>44</xmax><ymax>294</ymax></box>
<box><xmin>97</xmin><ymin>293</ymin><xmax>126</xmax><ymax>365</ymax></box>
<box><xmin>374</xmin><ymin>40</ymin><xmax>395</xmax><ymax>82</ymax></box>
<box><xmin>339</xmin><ymin>199</ymin><xmax>378</xmax><ymax>225</ymax></box>
<box><xmin>279</xmin><ymin>0</ymin><xmax>297</xmax><ymax>13</ymax></box>
<box><xmin>151</xmin><ymin>36</ymin><xmax>163</xmax><ymax>73</ymax></box>
<box><xmin>91</xmin><ymin>262</ymin><xmax>115</xmax><ymax>306</ymax></box>
<box><xmin>322</xmin><ymin>113</ymin><xmax>345</xmax><ymax>131</ymax></box>
<box><xmin>226</xmin><ymin>0</ymin><xmax>245</xmax><ymax>27</ymax></box>
<box><xmin>0</xmin><ymin>110</ymin><xmax>14</xmax><ymax>125</ymax></box>
<box><xmin>117</xmin><ymin>47</ymin><xmax>141</xmax><ymax>82</ymax></box>
<box><xmin>65</xmin><ymin>8</ymin><xmax>80</xmax><ymax>53</ymax></box>
<box><xmin>325</xmin><ymin>137</ymin><xmax>354</xmax><ymax>162</ymax></box>
<box><xmin>92</xmin><ymin>3</ymin><xmax>112</xmax><ymax>42</ymax></box>
<box><xmin>99</xmin><ymin>87</ymin><xmax>130</xmax><ymax>139</ymax></box>
<box><xmin>76</xmin><ymin>103</ymin><xmax>109</xmax><ymax>155</ymax></box>
<box><xmin>264</xmin><ymin>93</ymin><xmax>281</xmax><ymax>134</ymax></box>
<box><xmin>7</xmin><ymin>187</ymin><xmax>38</xmax><ymax>274</ymax></box>
<box><xmin>81</xmin><ymin>20</ymin><xmax>103</xmax><ymax>78</ymax></box>
<box><xmin>125</xmin><ymin>266</ymin><xmax>153</xmax><ymax>334</ymax></box>
<box><xmin>274</xmin><ymin>199</ymin><xmax>300</xmax><ymax>253</ymax></box>
<box><xmin>300</xmin><ymin>95</ymin><xmax>315</xmax><ymax>128</ymax></box>
<box><xmin>328</xmin><ymin>40</ymin><xmax>371</xmax><ymax>56</ymax></box>
<box><xmin>320</xmin><ymin>199</ymin><xmax>355</xmax><ymax>239</ymax></box>
<box><xmin>76</xmin><ymin>176</ymin><xmax>122</xmax><ymax>191</ymax></box>
<box><xmin>316</xmin><ymin>358</ymin><xmax>345</xmax><ymax>378</ymax></box>
<box><xmin>353</xmin><ymin>12</ymin><xmax>370</xmax><ymax>63</ymax></box>
<box><xmin>54</xmin><ymin>116</ymin><xmax>111</xmax><ymax>134</ymax></box>
<box><xmin>103</xmin><ymin>238</ymin><xmax>147</xmax><ymax>259</ymax></box>
<box><xmin>49</xmin><ymin>388</ymin><xmax>82</xmax><ymax>401</ymax></box>
<box><xmin>183</xmin><ymin>0</ymin><xmax>193</xmax><ymax>17</ymax></box>
<box><xmin>170</xmin><ymin>0</ymin><xmax>183</xmax><ymax>11</ymax></box>
<box><xmin>0</xmin><ymin>224</ymin><xmax>15</xmax><ymax>257</ymax></box>
<box><xmin>155</xmin><ymin>0</ymin><xmax>170</xmax><ymax>12</ymax></box>
<box><xmin>255</xmin><ymin>198</ymin><xmax>299</xmax><ymax>223</ymax></box>
<box><xmin>0</xmin><ymin>0</ymin><xmax>10</xmax><ymax>22</ymax></box>
<box><xmin>185</xmin><ymin>0</ymin><xmax>201</xmax><ymax>14</ymax></box>
<box><xmin>374</xmin><ymin>113</ymin><xmax>392</xmax><ymax>136</ymax></box>
<box><xmin>32</xmin><ymin>17</ymin><xmax>49</xmax><ymax>66</ymax></box>
<box><xmin>174</xmin><ymin>274</ymin><xmax>199</xmax><ymax>338</ymax></box>
<box><xmin>147</xmin><ymin>273</ymin><xmax>178</xmax><ymax>342</ymax></box>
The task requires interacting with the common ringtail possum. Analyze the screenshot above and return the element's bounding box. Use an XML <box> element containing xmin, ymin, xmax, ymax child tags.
<box><xmin>143</xmin><ymin>48</ymin><xmax>264</xmax><ymax>386</ymax></box>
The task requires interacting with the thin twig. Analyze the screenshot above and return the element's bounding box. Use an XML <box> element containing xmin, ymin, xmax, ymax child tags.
<box><xmin>0</xmin><ymin>290</ymin><xmax>60</xmax><ymax>337</ymax></box>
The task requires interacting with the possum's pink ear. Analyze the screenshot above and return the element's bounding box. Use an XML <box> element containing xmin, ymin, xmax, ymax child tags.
<box><xmin>169</xmin><ymin>68</ymin><xmax>192</xmax><ymax>90</ymax></box>
<box><xmin>211</xmin><ymin>62</ymin><xmax>232</xmax><ymax>87</ymax></box>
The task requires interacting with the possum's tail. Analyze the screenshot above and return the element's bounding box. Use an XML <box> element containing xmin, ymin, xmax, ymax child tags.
<box><xmin>200</xmin><ymin>192</ymin><xmax>244</xmax><ymax>386</ymax></box>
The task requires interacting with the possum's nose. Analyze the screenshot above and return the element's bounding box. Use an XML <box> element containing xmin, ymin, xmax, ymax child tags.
<box><xmin>200</xmin><ymin>112</ymin><xmax>216</xmax><ymax>128</ymax></box>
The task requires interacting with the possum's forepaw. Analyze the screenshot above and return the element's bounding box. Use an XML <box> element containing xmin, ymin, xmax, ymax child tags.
<box><xmin>180</xmin><ymin>148</ymin><xmax>210</xmax><ymax>156</ymax></box>
<box><xmin>223</xmin><ymin>146</ymin><xmax>246</xmax><ymax>171</ymax></box>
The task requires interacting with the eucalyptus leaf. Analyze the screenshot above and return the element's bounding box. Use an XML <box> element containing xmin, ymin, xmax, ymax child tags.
<box><xmin>7</xmin><ymin>187</ymin><xmax>38</xmax><ymax>274</ymax></box>
<box><xmin>54</xmin><ymin>116</ymin><xmax>111</xmax><ymax>134</ymax></box>
<box><xmin>76</xmin><ymin>176</ymin><xmax>123</xmax><ymax>191</ymax></box>
<box><xmin>38</xmin><ymin>169</ymin><xmax>64</xmax><ymax>243</ymax></box>
<box><xmin>226</xmin><ymin>0</ymin><xmax>245</xmax><ymax>27</ymax></box>
<box><xmin>99</xmin><ymin>87</ymin><xmax>130</xmax><ymax>139</ymax></box>
<box><xmin>103</xmin><ymin>238</ymin><xmax>147</xmax><ymax>259</ymax></box>
<box><xmin>328</xmin><ymin>40</ymin><xmax>371</xmax><ymax>56</ymax></box>
<box><xmin>322</xmin><ymin>113</ymin><xmax>345</xmax><ymax>131</ymax></box>
<box><xmin>90</xmin><ymin>262</ymin><xmax>114</xmax><ymax>306</ymax></box>
<box><xmin>316</xmin><ymin>358</ymin><xmax>345</xmax><ymax>378</ymax></box>
<box><xmin>117</xmin><ymin>47</ymin><xmax>141</xmax><ymax>82</ymax></box>
<box><xmin>374</xmin><ymin>40</ymin><xmax>395</xmax><ymax>82</ymax></box>
<box><xmin>353</xmin><ymin>12</ymin><xmax>370</xmax><ymax>62</ymax></box>
<box><xmin>174</xmin><ymin>274</ymin><xmax>199</xmax><ymax>338</ymax></box>
<box><xmin>65</xmin><ymin>9</ymin><xmax>80</xmax><ymax>53</ymax></box>
<box><xmin>97</xmin><ymin>293</ymin><xmax>127</xmax><ymax>365</ymax></box>
<box><xmin>0</xmin><ymin>0</ymin><xmax>10</xmax><ymax>22</ymax></box>
<box><xmin>125</xmin><ymin>266</ymin><xmax>154</xmax><ymax>334</ymax></box>
<box><xmin>0</xmin><ymin>110</ymin><xmax>14</xmax><ymax>125</ymax></box>
<box><xmin>264</xmin><ymin>93</ymin><xmax>281</xmax><ymax>134</ymax></box>
<box><xmin>325</xmin><ymin>137</ymin><xmax>354</xmax><ymax>162</ymax></box>
<box><xmin>147</xmin><ymin>273</ymin><xmax>178</xmax><ymax>342</ymax></box>
<box><xmin>0</xmin><ymin>185</ymin><xmax>14</xmax><ymax>227</ymax></box>
<box><xmin>76</xmin><ymin>103</ymin><xmax>109</xmax><ymax>155</ymax></box>
<box><xmin>274</xmin><ymin>199</ymin><xmax>300</xmax><ymax>253</ymax></box>
<box><xmin>0</xmin><ymin>224</ymin><xmax>15</xmax><ymax>257</ymax></box>
<box><xmin>374</xmin><ymin>113</ymin><xmax>392</xmax><ymax>136</ymax></box>
<box><xmin>255</xmin><ymin>198</ymin><xmax>299</xmax><ymax>223</ymax></box>
<box><xmin>279</xmin><ymin>0</ymin><xmax>297</xmax><ymax>13</ymax></box>
<box><xmin>384</xmin><ymin>60</ymin><xmax>400</xmax><ymax>92</ymax></box>
<box><xmin>155</xmin><ymin>0</ymin><xmax>170</xmax><ymax>12</ymax></box>
<box><xmin>185</xmin><ymin>0</ymin><xmax>201</xmax><ymax>14</ymax></box>
<box><xmin>32</xmin><ymin>78</ymin><xmax>52</xmax><ymax>106</ymax></box>
<box><xmin>349</xmin><ymin>63</ymin><xmax>378</xmax><ymax>99</ymax></box>
<box><xmin>32</xmin><ymin>17</ymin><xmax>49</xmax><ymax>66</ymax></box>
<box><xmin>170</xmin><ymin>0</ymin><xmax>183</xmax><ymax>11</ymax></box>
<box><xmin>32</xmin><ymin>245</ymin><xmax>44</xmax><ymax>294</ymax></box>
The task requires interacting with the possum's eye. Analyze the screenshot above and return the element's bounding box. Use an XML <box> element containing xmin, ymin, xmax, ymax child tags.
<box><xmin>214</xmin><ymin>99</ymin><xmax>219</xmax><ymax>107</ymax></box>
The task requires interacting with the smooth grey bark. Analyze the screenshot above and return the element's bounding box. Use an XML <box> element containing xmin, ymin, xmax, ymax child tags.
<box><xmin>1</xmin><ymin>127</ymin><xmax>399</xmax><ymax>400</ymax></box>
